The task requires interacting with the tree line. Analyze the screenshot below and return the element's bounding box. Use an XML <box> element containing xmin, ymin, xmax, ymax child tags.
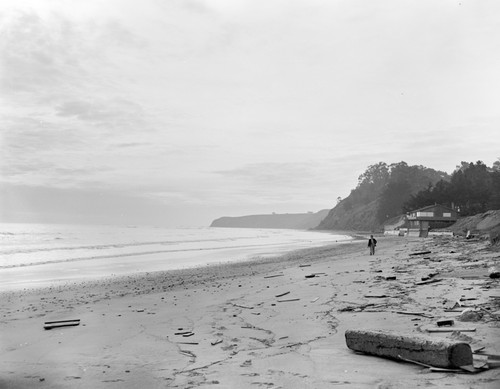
<box><xmin>337</xmin><ymin>159</ymin><xmax>500</xmax><ymax>226</ymax></box>
<box><xmin>404</xmin><ymin>160</ymin><xmax>500</xmax><ymax>217</ymax></box>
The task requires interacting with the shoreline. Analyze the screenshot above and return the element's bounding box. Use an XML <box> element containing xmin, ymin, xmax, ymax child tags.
<box><xmin>0</xmin><ymin>227</ymin><xmax>355</xmax><ymax>292</ymax></box>
<box><xmin>0</xmin><ymin>238</ymin><xmax>365</xmax><ymax>300</ymax></box>
<box><xmin>1</xmin><ymin>235</ymin><xmax>499</xmax><ymax>388</ymax></box>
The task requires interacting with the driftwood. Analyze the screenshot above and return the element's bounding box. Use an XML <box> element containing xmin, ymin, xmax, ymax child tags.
<box><xmin>436</xmin><ymin>319</ymin><xmax>454</xmax><ymax>327</ymax></box>
<box><xmin>44</xmin><ymin>319</ymin><xmax>80</xmax><ymax>330</ymax></box>
<box><xmin>489</xmin><ymin>267</ymin><xmax>500</xmax><ymax>279</ymax></box>
<box><xmin>415</xmin><ymin>278</ymin><xmax>443</xmax><ymax>286</ymax></box>
<box><xmin>345</xmin><ymin>329</ymin><xmax>473</xmax><ymax>368</ymax></box>
<box><xmin>426</xmin><ymin>327</ymin><xmax>476</xmax><ymax>333</ymax></box>
<box><xmin>409</xmin><ymin>251</ymin><xmax>432</xmax><ymax>256</ymax></box>
<box><xmin>392</xmin><ymin>311</ymin><xmax>434</xmax><ymax>318</ymax></box>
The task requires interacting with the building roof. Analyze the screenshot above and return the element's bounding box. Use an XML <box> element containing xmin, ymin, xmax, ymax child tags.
<box><xmin>408</xmin><ymin>204</ymin><xmax>456</xmax><ymax>213</ymax></box>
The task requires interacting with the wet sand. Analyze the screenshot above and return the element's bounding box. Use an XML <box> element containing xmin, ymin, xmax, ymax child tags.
<box><xmin>0</xmin><ymin>235</ymin><xmax>499</xmax><ymax>388</ymax></box>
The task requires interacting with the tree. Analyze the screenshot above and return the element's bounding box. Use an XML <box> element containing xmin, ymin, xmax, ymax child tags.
<box><xmin>377</xmin><ymin>179</ymin><xmax>412</xmax><ymax>223</ymax></box>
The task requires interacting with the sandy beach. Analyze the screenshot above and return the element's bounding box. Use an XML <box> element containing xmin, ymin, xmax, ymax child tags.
<box><xmin>1</xmin><ymin>235</ymin><xmax>499</xmax><ymax>388</ymax></box>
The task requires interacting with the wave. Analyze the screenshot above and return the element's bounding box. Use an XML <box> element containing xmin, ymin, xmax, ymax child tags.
<box><xmin>0</xmin><ymin>236</ymin><xmax>259</xmax><ymax>256</ymax></box>
<box><xmin>0</xmin><ymin>241</ymin><xmax>302</xmax><ymax>269</ymax></box>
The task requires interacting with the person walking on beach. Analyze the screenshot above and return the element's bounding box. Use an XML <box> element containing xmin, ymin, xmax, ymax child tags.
<box><xmin>368</xmin><ymin>235</ymin><xmax>377</xmax><ymax>255</ymax></box>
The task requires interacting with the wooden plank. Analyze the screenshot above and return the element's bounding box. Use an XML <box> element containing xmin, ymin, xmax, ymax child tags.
<box><xmin>264</xmin><ymin>274</ymin><xmax>284</xmax><ymax>279</ymax></box>
<box><xmin>409</xmin><ymin>251</ymin><xmax>432</xmax><ymax>256</ymax></box>
<box><xmin>345</xmin><ymin>329</ymin><xmax>472</xmax><ymax>368</ymax></box>
<box><xmin>426</xmin><ymin>328</ymin><xmax>476</xmax><ymax>333</ymax></box>
<box><xmin>277</xmin><ymin>298</ymin><xmax>300</xmax><ymax>303</ymax></box>
<box><xmin>233</xmin><ymin>304</ymin><xmax>254</xmax><ymax>309</ymax></box>
<box><xmin>44</xmin><ymin>319</ymin><xmax>80</xmax><ymax>325</ymax></box>
<box><xmin>415</xmin><ymin>278</ymin><xmax>443</xmax><ymax>286</ymax></box>
<box><xmin>44</xmin><ymin>321</ymin><xmax>80</xmax><ymax>330</ymax></box>
<box><xmin>175</xmin><ymin>331</ymin><xmax>193</xmax><ymax>335</ymax></box>
<box><xmin>275</xmin><ymin>291</ymin><xmax>290</xmax><ymax>298</ymax></box>
<box><xmin>436</xmin><ymin>319</ymin><xmax>454</xmax><ymax>327</ymax></box>
<box><xmin>392</xmin><ymin>311</ymin><xmax>434</xmax><ymax>318</ymax></box>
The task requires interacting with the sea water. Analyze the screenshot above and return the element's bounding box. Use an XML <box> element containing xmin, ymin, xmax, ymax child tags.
<box><xmin>0</xmin><ymin>223</ymin><xmax>352</xmax><ymax>291</ymax></box>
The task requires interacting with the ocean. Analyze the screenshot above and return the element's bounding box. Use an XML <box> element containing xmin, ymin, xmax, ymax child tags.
<box><xmin>0</xmin><ymin>223</ymin><xmax>352</xmax><ymax>291</ymax></box>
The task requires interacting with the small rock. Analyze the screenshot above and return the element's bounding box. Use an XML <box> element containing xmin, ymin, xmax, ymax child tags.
<box><xmin>457</xmin><ymin>309</ymin><xmax>483</xmax><ymax>322</ymax></box>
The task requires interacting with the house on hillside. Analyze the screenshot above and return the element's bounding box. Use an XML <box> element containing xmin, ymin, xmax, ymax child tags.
<box><xmin>406</xmin><ymin>204</ymin><xmax>458</xmax><ymax>237</ymax></box>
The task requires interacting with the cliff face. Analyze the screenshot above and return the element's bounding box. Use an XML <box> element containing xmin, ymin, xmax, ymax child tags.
<box><xmin>316</xmin><ymin>199</ymin><xmax>380</xmax><ymax>232</ymax></box>
<box><xmin>317</xmin><ymin>161</ymin><xmax>449</xmax><ymax>232</ymax></box>
<box><xmin>210</xmin><ymin>209</ymin><xmax>330</xmax><ymax>230</ymax></box>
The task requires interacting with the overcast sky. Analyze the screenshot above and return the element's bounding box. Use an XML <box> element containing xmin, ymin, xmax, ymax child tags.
<box><xmin>1</xmin><ymin>0</ymin><xmax>499</xmax><ymax>227</ymax></box>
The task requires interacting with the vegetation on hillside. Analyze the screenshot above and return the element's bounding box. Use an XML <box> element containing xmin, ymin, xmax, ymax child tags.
<box><xmin>317</xmin><ymin>159</ymin><xmax>500</xmax><ymax>231</ymax></box>
<box><xmin>404</xmin><ymin>160</ymin><xmax>500</xmax><ymax>216</ymax></box>
<box><xmin>317</xmin><ymin>161</ymin><xmax>449</xmax><ymax>230</ymax></box>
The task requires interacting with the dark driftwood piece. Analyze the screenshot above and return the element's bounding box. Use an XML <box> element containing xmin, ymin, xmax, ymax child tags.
<box><xmin>43</xmin><ymin>319</ymin><xmax>80</xmax><ymax>330</ymax></box>
<box><xmin>415</xmin><ymin>278</ymin><xmax>443</xmax><ymax>286</ymax></box>
<box><xmin>345</xmin><ymin>329</ymin><xmax>473</xmax><ymax>368</ymax></box>
<box><xmin>409</xmin><ymin>251</ymin><xmax>432</xmax><ymax>256</ymax></box>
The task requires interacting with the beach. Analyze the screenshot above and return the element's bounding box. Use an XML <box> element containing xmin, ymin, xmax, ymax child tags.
<box><xmin>1</xmin><ymin>235</ymin><xmax>499</xmax><ymax>388</ymax></box>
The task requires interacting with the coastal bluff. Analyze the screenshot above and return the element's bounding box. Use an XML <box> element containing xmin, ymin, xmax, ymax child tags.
<box><xmin>210</xmin><ymin>209</ymin><xmax>329</xmax><ymax>229</ymax></box>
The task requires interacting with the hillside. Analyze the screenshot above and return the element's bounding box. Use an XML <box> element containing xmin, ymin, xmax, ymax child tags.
<box><xmin>210</xmin><ymin>209</ymin><xmax>330</xmax><ymax>230</ymax></box>
<box><xmin>445</xmin><ymin>209</ymin><xmax>500</xmax><ymax>237</ymax></box>
<box><xmin>316</xmin><ymin>161</ymin><xmax>448</xmax><ymax>231</ymax></box>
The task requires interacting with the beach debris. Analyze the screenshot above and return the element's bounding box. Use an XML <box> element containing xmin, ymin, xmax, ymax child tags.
<box><xmin>392</xmin><ymin>311</ymin><xmax>434</xmax><ymax>318</ymax></box>
<box><xmin>345</xmin><ymin>329</ymin><xmax>473</xmax><ymax>368</ymax></box>
<box><xmin>489</xmin><ymin>267</ymin><xmax>500</xmax><ymax>279</ymax></box>
<box><xmin>179</xmin><ymin>350</ymin><xmax>196</xmax><ymax>358</ymax></box>
<box><xmin>425</xmin><ymin>327</ymin><xmax>476</xmax><ymax>333</ymax></box>
<box><xmin>177</xmin><ymin>342</ymin><xmax>199</xmax><ymax>345</ymax></box>
<box><xmin>398</xmin><ymin>355</ymin><xmax>488</xmax><ymax>374</ymax></box>
<box><xmin>275</xmin><ymin>291</ymin><xmax>290</xmax><ymax>298</ymax></box>
<box><xmin>277</xmin><ymin>298</ymin><xmax>300</xmax><ymax>303</ymax></box>
<box><xmin>264</xmin><ymin>274</ymin><xmax>284</xmax><ymax>279</ymax></box>
<box><xmin>364</xmin><ymin>294</ymin><xmax>389</xmax><ymax>298</ymax></box>
<box><xmin>299</xmin><ymin>264</ymin><xmax>311</xmax><ymax>267</ymax></box>
<box><xmin>421</xmin><ymin>272</ymin><xmax>439</xmax><ymax>281</ymax></box>
<box><xmin>310</xmin><ymin>297</ymin><xmax>319</xmax><ymax>303</ymax></box>
<box><xmin>415</xmin><ymin>278</ymin><xmax>443</xmax><ymax>286</ymax></box>
<box><xmin>436</xmin><ymin>319</ymin><xmax>454</xmax><ymax>327</ymax></box>
<box><xmin>175</xmin><ymin>330</ymin><xmax>193</xmax><ymax>335</ymax></box>
<box><xmin>409</xmin><ymin>251</ymin><xmax>432</xmax><ymax>256</ymax></box>
<box><xmin>457</xmin><ymin>309</ymin><xmax>483</xmax><ymax>322</ymax></box>
<box><xmin>211</xmin><ymin>339</ymin><xmax>223</xmax><ymax>346</ymax></box>
<box><xmin>305</xmin><ymin>274</ymin><xmax>316</xmax><ymax>278</ymax></box>
<box><xmin>43</xmin><ymin>319</ymin><xmax>80</xmax><ymax>330</ymax></box>
<box><xmin>385</xmin><ymin>276</ymin><xmax>397</xmax><ymax>281</ymax></box>
<box><xmin>339</xmin><ymin>303</ymin><xmax>376</xmax><ymax>312</ymax></box>
<box><xmin>232</xmin><ymin>303</ymin><xmax>254</xmax><ymax>309</ymax></box>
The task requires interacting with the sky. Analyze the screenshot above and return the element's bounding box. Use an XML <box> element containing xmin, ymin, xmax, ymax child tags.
<box><xmin>1</xmin><ymin>0</ymin><xmax>499</xmax><ymax>227</ymax></box>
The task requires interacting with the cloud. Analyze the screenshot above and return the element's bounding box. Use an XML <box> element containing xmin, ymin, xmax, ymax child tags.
<box><xmin>55</xmin><ymin>98</ymin><xmax>147</xmax><ymax>129</ymax></box>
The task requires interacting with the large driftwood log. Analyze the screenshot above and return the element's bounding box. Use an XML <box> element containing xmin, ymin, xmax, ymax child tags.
<box><xmin>345</xmin><ymin>329</ymin><xmax>472</xmax><ymax>368</ymax></box>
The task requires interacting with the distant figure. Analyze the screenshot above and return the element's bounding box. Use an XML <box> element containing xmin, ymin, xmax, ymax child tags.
<box><xmin>368</xmin><ymin>235</ymin><xmax>377</xmax><ymax>255</ymax></box>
